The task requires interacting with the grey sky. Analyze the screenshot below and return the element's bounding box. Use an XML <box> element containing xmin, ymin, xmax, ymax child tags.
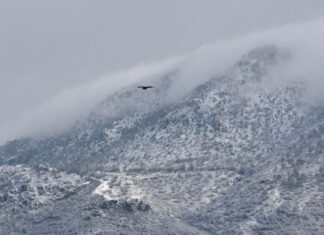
<box><xmin>1</xmin><ymin>0</ymin><xmax>324</xmax><ymax>143</ymax></box>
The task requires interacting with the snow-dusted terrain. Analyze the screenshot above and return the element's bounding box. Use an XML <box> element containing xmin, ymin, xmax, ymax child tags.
<box><xmin>0</xmin><ymin>45</ymin><xmax>323</xmax><ymax>234</ymax></box>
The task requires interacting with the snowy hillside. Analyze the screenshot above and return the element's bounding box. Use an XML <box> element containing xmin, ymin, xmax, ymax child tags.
<box><xmin>0</xmin><ymin>45</ymin><xmax>323</xmax><ymax>234</ymax></box>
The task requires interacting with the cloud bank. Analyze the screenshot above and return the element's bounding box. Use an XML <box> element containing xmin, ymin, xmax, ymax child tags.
<box><xmin>0</xmin><ymin>57</ymin><xmax>183</xmax><ymax>144</ymax></box>
<box><xmin>169</xmin><ymin>18</ymin><xmax>324</xmax><ymax>101</ymax></box>
<box><xmin>1</xmin><ymin>18</ymin><xmax>324</xmax><ymax>145</ymax></box>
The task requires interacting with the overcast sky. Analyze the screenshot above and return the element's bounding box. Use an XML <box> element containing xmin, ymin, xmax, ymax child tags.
<box><xmin>1</xmin><ymin>0</ymin><xmax>324</xmax><ymax>143</ymax></box>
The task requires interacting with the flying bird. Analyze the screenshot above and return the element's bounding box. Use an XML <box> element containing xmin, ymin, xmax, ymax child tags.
<box><xmin>137</xmin><ymin>86</ymin><xmax>153</xmax><ymax>90</ymax></box>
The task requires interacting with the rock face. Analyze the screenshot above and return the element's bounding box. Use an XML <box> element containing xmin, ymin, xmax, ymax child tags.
<box><xmin>0</xmin><ymin>45</ymin><xmax>323</xmax><ymax>234</ymax></box>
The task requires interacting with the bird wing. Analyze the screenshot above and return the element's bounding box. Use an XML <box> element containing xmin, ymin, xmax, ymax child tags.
<box><xmin>137</xmin><ymin>86</ymin><xmax>153</xmax><ymax>89</ymax></box>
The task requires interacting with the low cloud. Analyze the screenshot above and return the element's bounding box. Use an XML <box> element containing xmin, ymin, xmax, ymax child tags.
<box><xmin>168</xmin><ymin>18</ymin><xmax>324</xmax><ymax>102</ymax></box>
<box><xmin>1</xmin><ymin>18</ymin><xmax>324</xmax><ymax>145</ymax></box>
<box><xmin>0</xmin><ymin>57</ymin><xmax>182</xmax><ymax>144</ymax></box>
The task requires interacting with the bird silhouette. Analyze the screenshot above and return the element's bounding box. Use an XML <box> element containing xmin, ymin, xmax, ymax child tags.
<box><xmin>137</xmin><ymin>86</ymin><xmax>153</xmax><ymax>90</ymax></box>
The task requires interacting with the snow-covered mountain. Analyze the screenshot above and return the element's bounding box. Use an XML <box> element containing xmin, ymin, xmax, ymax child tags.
<box><xmin>0</xmin><ymin>45</ymin><xmax>323</xmax><ymax>234</ymax></box>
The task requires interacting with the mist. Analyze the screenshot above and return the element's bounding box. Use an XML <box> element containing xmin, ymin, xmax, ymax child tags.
<box><xmin>169</xmin><ymin>18</ymin><xmax>324</xmax><ymax>102</ymax></box>
<box><xmin>1</xmin><ymin>1</ymin><xmax>324</xmax><ymax>145</ymax></box>
<box><xmin>2</xmin><ymin>17</ymin><xmax>324</xmax><ymax>144</ymax></box>
<box><xmin>0</xmin><ymin>57</ymin><xmax>182</xmax><ymax>144</ymax></box>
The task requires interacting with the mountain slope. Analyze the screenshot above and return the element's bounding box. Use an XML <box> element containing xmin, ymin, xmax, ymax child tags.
<box><xmin>0</xmin><ymin>45</ymin><xmax>323</xmax><ymax>234</ymax></box>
